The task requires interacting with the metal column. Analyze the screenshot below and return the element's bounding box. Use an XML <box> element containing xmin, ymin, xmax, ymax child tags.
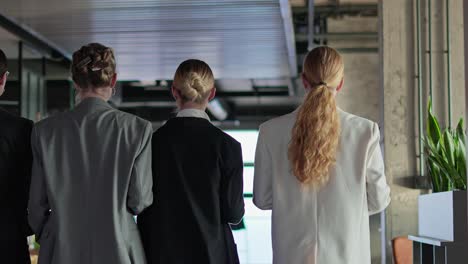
<box><xmin>308</xmin><ymin>0</ymin><xmax>315</xmax><ymax>51</ymax></box>
<box><xmin>446</xmin><ymin>0</ymin><xmax>452</xmax><ymax>126</ymax></box>
<box><xmin>18</xmin><ymin>41</ymin><xmax>23</xmax><ymax>117</ymax></box>
<box><xmin>416</xmin><ymin>0</ymin><xmax>425</xmax><ymax>177</ymax></box>
<box><xmin>428</xmin><ymin>0</ymin><xmax>433</xmax><ymax>99</ymax></box>
<box><xmin>463</xmin><ymin>0</ymin><xmax>468</xmax><ymax>244</ymax></box>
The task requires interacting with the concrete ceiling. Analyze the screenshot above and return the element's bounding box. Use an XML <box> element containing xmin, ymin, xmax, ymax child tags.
<box><xmin>0</xmin><ymin>27</ymin><xmax>20</xmax><ymax>58</ymax></box>
<box><xmin>290</xmin><ymin>0</ymin><xmax>306</xmax><ymax>6</ymax></box>
<box><xmin>314</xmin><ymin>0</ymin><xmax>377</xmax><ymax>4</ymax></box>
<box><xmin>0</xmin><ymin>26</ymin><xmax>46</xmax><ymax>59</ymax></box>
<box><xmin>0</xmin><ymin>0</ymin><xmax>296</xmax><ymax>81</ymax></box>
<box><xmin>290</xmin><ymin>0</ymin><xmax>378</xmax><ymax>7</ymax></box>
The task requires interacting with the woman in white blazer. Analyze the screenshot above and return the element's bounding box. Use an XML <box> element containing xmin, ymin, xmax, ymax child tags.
<box><xmin>253</xmin><ymin>46</ymin><xmax>391</xmax><ymax>264</ymax></box>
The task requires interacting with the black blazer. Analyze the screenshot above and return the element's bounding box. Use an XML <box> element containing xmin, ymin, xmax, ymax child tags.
<box><xmin>138</xmin><ymin>117</ymin><xmax>245</xmax><ymax>264</ymax></box>
<box><xmin>0</xmin><ymin>108</ymin><xmax>33</xmax><ymax>264</ymax></box>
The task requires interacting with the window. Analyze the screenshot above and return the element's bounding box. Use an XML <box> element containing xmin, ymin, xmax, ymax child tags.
<box><xmin>225</xmin><ymin>130</ymin><xmax>259</xmax><ymax>164</ymax></box>
<box><xmin>225</xmin><ymin>130</ymin><xmax>272</xmax><ymax>264</ymax></box>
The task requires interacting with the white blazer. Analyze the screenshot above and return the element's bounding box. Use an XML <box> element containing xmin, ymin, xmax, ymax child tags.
<box><xmin>253</xmin><ymin>108</ymin><xmax>391</xmax><ymax>264</ymax></box>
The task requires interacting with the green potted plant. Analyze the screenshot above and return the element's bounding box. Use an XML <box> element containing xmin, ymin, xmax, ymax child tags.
<box><xmin>417</xmin><ymin>100</ymin><xmax>467</xmax><ymax>242</ymax></box>
<box><xmin>425</xmin><ymin>101</ymin><xmax>467</xmax><ymax>192</ymax></box>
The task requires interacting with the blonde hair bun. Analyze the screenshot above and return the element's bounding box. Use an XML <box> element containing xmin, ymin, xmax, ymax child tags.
<box><xmin>178</xmin><ymin>72</ymin><xmax>207</xmax><ymax>102</ymax></box>
<box><xmin>173</xmin><ymin>59</ymin><xmax>214</xmax><ymax>104</ymax></box>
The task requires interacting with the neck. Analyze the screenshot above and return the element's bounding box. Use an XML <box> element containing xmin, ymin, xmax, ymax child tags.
<box><xmin>179</xmin><ymin>101</ymin><xmax>207</xmax><ymax>111</ymax></box>
<box><xmin>77</xmin><ymin>87</ymin><xmax>111</xmax><ymax>102</ymax></box>
<box><xmin>80</xmin><ymin>93</ymin><xmax>107</xmax><ymax>101</ymax></box>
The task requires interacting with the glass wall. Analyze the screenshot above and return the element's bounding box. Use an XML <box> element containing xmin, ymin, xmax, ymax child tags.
<box><xmin>225</xmin><ymin>130</ymin><xmax>272</xmax><ymax>264</ymax></box>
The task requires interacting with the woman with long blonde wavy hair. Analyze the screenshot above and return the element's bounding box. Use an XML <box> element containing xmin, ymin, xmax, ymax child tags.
<box><xmin>253</xmin><ymin>46</ymin><xmax>390</xmax><ymax>264</ymax></box>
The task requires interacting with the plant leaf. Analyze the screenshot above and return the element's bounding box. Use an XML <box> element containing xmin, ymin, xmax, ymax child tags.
<box><xmin>428</xmin><ymin>156</ymin><xmax>454</xmax><ymax>191</ymax></box>
<box><xmin>443</xmin><ymin>130</ymin><xmax>456</xmax><ymax>167</ymax></box>
<box><xmin>428</xmin><ymin>150</ymin><xmax>459</xmax><ymax>191</ymax></box>
<box><xmin>427</xmin><ymin>160</ymin><xmax>442</xmax><ymax>192</ymax></box>
<box><xmin>436</xmin><ymin>141</ymin><xmax>449</xmax><ymax>164</ymax></box>
<box><xmin>455</xmin><ymin>139</ymin><xmax>467</xmax><ymax>189</ymax></box>
<box><xmin>427</xmin><ymin>100</ymin><xmax>442</xmax><ymax>145</ymax></box>
<box><xmin>457</xmin><ymin>118</ymin><xmax>465</xmax><ymax>144</ymax></box>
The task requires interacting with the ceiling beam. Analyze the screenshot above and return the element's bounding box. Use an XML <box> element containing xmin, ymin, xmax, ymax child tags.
<box><xmin>280</xmin><ymin>0</ymin><xmax>299</xmax><ymax>77</ymax></box>
<box><xmin>308</xmin><ymin>0</ymin><xmax>315</xmax><ymax>51</ymax></box>
<box><xmin>0</xmin><ymin>13</ymin><xmax>71</xmax><ymax>61</ymax></box>
<box><xmin>293</xmin><ymin>3</ymin><xmax>378</xmax><ymax>16</ymax></box>
<box><xmin>296</xmin><ymin>31</ymin><xmax>378</xmax><ymax>41</ymax></box>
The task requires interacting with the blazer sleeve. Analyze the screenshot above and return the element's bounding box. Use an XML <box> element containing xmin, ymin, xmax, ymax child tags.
<box><xmin>28</xmin><ymin>126</ymin><xmax>50</xmax><ymax>241</ymax></box>
<box><xmin>366</xmin><ymin>123</ymin><xmax>391</xmax><ymax>215</ymax></box>
<box><xmin>127</xmin><ymin>122</ymin><xmax>154</xmax><ymax>215</ymax></box>
<box><xmin>220</xmin><ymin>140</ymin><xmax>245</xmax><ymax>224</ymax></box>
<box><xmin>253</xmin><ymin>125</ymin><xmax>273</xmax><ymax>210</ymax></box>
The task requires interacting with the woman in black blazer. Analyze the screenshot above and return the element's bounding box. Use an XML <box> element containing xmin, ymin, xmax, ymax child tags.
<box><xmin>138</xmin><ymin>59</ymin><xmax>245</xmax><ymax>264</ymax></box>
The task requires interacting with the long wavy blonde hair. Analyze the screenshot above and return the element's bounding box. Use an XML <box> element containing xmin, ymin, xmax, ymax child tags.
<box><xmin>288</xmin><ymin>46</ymin><xmax>344</xmax><ymax>187</ymax></box>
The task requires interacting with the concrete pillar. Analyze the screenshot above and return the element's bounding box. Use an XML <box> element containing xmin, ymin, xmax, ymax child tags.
<box><xmin>381</xmin><ymin>0</ymin><xmax>465</xmax><ymax>261</ymax></box>
<box><xmin>429</xmin><ymin>0</ymin><xmax>466</xmax><ymax>128</ymax></box>
<box><xmin>465</xmin><ymin>1</ymin><xmax>468</xmax><ymax>110</ymax></box>
<box><xmin>464</xmin><ymin>0</ymin><xmax>468</xmax><ymax>242</ymax></box>
<box><xmin>381</xmin><ymin>1</ymin><xmax>420</xmax><ymax>262</ymax></box>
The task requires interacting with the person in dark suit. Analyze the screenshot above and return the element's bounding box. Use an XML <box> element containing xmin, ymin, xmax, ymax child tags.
<box><xmin>138</xmin><ymin>59</ymin><xmax>245</xmax><ymax>264</ymax></box>
<box><xmin>0</xmin><ymin>49</ymin><xmax>34</xmax><ymax>264</ymax></box>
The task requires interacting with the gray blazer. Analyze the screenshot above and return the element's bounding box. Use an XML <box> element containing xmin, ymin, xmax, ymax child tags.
<box><xmin>28</xmin><ymin>97</ymin><xmax>153</xmax><ymax>264</ymax></box>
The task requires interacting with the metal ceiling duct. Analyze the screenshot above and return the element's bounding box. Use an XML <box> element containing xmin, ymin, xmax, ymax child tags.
<box><xmin>0</xmin><ymin>0</ymin><xmax>297</xmax><ymax>81</ymax></box>
<box><xmin>207</xmin><ymin>99</ymin><xmax>229</xmax><ymax>121</ymax></box>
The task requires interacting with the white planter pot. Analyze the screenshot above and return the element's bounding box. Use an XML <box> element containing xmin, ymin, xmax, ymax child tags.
<box><xmin>418</xmin><ymin>190</ymin><xmax>467</xmax><ymax>242</ymax></box>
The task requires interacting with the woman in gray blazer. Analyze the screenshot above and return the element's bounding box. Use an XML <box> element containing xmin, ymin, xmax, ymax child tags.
<box><xmin>28</xmin><ymin>43</ymin><xmax>153</xmax><ymax>264</ymax></box>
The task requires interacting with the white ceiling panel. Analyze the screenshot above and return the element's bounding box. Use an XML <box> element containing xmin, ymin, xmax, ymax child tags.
<box><xmin>0</xmin><ymin>0</ymin><xmax>294</xmax><ymax>80</ymax></box>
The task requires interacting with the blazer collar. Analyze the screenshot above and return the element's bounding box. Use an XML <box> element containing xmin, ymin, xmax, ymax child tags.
<box><xmin>74</xmin><ymin>97</ymin><xmax>113</xmax><ymax>113</ymax></box>
<box><xmin>176</xmin><ymin>108</ymin><xmax>211</xmax><ymax>121</ymax></box>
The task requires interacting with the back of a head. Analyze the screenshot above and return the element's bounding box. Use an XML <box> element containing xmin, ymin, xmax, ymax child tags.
<box><xmin>71</xmin><ymin>43</ymin><xmax>116</xmax><ymax>90</ymax></box>
<box><xmin>173</xmin><ymin>59</ymin><xmax>214</xmax><ymax>104</ymax></box>
<box><xmin>288</xmin><ymin>46</ymin><xmax>344</xmax><ymax>187</ymax></box>
<box><xmin>0</xmin><ymin>49</ymin><xmax>7</xmax><ymax>76</ymax></box>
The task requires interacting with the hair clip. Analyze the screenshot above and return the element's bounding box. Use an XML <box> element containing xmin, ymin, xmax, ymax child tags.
<box><xmin>318</xmin><ymin>81</ymin><xmax>328</xmax><ymax>86</ymax></box>
<box><xmin>91</xmin><ymin>66</ymin><xmax>103</xmax><ymax>72</ymax></box>
<box><xmin>76</xmin><ymin>56</ymin><xmax>92</xmax><ymax>69</ymax></box>
<box><xmin>91</xmin><ymin>60</ymin><xmax>109</xmax><ymax>72</ymax></box>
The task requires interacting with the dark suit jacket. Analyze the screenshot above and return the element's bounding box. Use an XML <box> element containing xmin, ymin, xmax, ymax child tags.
<box><xmin>0</xmin><ymin>107</ymin><xmax>33</xmax><ymax>264</ymax></box>
<box><xmin>138</xmin><ymin>117</ymin><xmax>245</xmax><ymax>264</ymax></box>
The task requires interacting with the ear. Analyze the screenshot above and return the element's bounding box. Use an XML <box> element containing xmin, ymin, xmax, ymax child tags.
<box><xmin>73</xmin><ymin>82</ymin><xmax>81</xmax><ymax>91</ymax></box>
<box><xmin>171</xmin><ymin>86</ymin><xmax>180</xmax><ymax>100</ymax></box>
<box><xmin>208</xmin><ymin>87</ymin><xmax>216</xmax><ymax>101</ymax></box>
<box><xmin>336</xmin><ymin>78</ymin><xmax>344</xmax><ymax>92</ymax></box>
<box><xmin>301</xmin><ymin>73</ymin><xmax>310</xmax><ymax>90</ymax></box>
<box><xmin>110</xmin><ymin>73</ymin><xmax>117</xmax><ymax>88</ymax></box>
<box><xmin>0</xmin><ymin>72</ymin><xmax>6</xmax><ymax>86</ymax></box>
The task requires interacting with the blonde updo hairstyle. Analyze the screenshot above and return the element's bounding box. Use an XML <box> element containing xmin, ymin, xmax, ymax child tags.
<box><xmin>71</xmin><ymin>43</ymin><xmax>116</xmax><ymax>90</ymax></box>
<box><xmin>288</xmin><ymin>46</ymin><xmax>344</xmax><ymax>187</ymax></box>
<box><xmin>173</xmin><ymin>59</ymin><xmax>215</xmax><ymax>104</ymax></box>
